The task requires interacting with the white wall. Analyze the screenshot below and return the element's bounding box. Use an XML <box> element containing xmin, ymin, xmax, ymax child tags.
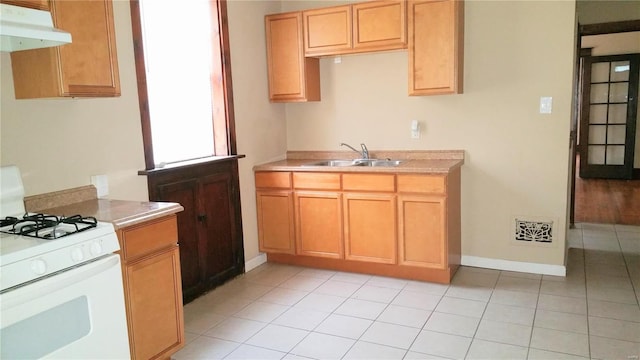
<box><xmin>282</xmin><ymin>0</ymin><xmax>577</xmax><ymax>267</ymax></box>
<box><xmin>226</xmin><ymin>0</ymin><xmax>288</xmax><ymax>266</ymax></box>
<box><xmin>0</xmin><ymin>1</ymin><xmax>147</xmax><ymax>201</ymax></box>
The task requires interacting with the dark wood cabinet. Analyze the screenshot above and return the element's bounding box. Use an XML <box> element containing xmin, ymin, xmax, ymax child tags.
<box><xmin>144</xmin><ymin>158</ymin><xmax>244</xmax><ymax>303</ymax></box>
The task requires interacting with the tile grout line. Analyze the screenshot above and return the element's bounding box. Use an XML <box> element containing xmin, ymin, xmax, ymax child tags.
<box><xmin>580</xmin><ymin>227</ymin><xmax>593</xmax><ymax>360</ymax></box>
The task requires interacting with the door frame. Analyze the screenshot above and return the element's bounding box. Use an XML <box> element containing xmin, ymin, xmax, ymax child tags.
<box><xmin>569</xmin><ymin>20</ymin><xmax>640</xmax><ymax>227</ymax></box>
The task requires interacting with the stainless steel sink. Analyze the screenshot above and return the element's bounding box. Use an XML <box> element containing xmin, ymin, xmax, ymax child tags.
<box><xmin>357</xmin><ymin>159</ymin><xmax>403</xmax><ymax>167</ymax></box>
<box><xmin>302</xmin><ymin>159</ymin><xmax>362</xmax><ymax>167</ymax></box>
<box><xmin>302</xmin><ymin>159</ymin><xmax>403</xmax><ymax>167</ymax></box>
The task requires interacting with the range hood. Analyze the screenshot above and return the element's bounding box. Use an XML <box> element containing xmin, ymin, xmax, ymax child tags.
<box><xmin>0</xmin><ymin>3</ymin><xmax>71</xmax><ymax>52</ymax></box>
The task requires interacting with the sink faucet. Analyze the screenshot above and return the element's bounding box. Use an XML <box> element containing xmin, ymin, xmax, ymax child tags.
<box><xmin>340</xmin><ymin>142</ymin><xmax>370</xmax><ymax>159</ymax></box>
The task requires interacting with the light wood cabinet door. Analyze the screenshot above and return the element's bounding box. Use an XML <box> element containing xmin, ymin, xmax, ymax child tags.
<box><xmin>257</xmin><ymin>190</ymin><xmax>296</xmax><ymax>254</ymax></box>
<box><xmin>353</xmin><ymin>0</ymin><xmax>406</xmax><ymax>52</ymax></box>
<box><xmin>344</xmin><ymin>193</ymin><xmax>397</xmax><ymax>264</ymax></box>
<box><xmin>303</xmin><ymin>5</ymin><xmax>352</xmax><ymax>56</ymax></box>
<box><xmin>10</xmin><ymin>0</ymin><xmax>120</xmax><ymax>98</ymax></box>
<box><xmin>266</xmin><ymin>12</ymin><xmax>320</xmax><ymax>102</ymax></box>
<box><xmin>124</xmin><ymin>246</ymin><xmax>184</xmax><ymax>360</ymax></box>
<box><xmin>295</xmin><ymin>191</ymin><xmax>343</xmax><ymax>258</ymax></box>
<box><xmin>398</xmin><ymin>195</ymin><xmax>447</xmax><ymax>268</ymax></box>
<box><xmin>119</xmin><ymin>216</ymin><xmax>184</xmax><ymax>360</ymax></box>
<box><xmin>1</xmin><ymin>0</ymin><xmax>48</xmax><ymax>10</ymax></box>
<box><xmin>408</xmin><ymin>0</ymin><xmax>464</xmax><ymax>95</ymax></box>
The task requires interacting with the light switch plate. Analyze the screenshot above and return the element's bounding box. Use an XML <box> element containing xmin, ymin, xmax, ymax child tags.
<box><xmin>540</xmin><ymin>96</ymin><xmax>553</xmax><ymax>114</ymax></box>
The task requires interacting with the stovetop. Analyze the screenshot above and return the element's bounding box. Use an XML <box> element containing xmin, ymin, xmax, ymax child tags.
<box><xmin>0</xmin><ymin>213</ymin><xmax>120</xmax><ymax>291</ymax></box>
<box><xmin>0</xmin><ymin>213</ymin><xmax>98</xmax><ymax>240</ymax></box>
<box><xmin>0</xmin><ymin>214</ymin><xmax>119</xmax><ymax>267</ymax></box>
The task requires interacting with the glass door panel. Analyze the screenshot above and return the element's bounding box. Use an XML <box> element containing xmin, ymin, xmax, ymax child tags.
<box><xmin>608</xmin><ymin>104</ymin><xmax>627</xmax><ymax>123</ymax></box>
<box><xmin>579</xmin><ymin>54</ymin><xmax>639</xmax><ymax>179</ymax></box>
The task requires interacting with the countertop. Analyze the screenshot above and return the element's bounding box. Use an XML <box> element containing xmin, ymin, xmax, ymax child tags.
<box><xmin>41</xmin><ymin>199</ymin><xmax>184</xmax><ymax>230</ymax></box>
<box><xmin>253</xmin><ymin>150</ymin><xmax>465</xmax><ymax>174</ymax></box>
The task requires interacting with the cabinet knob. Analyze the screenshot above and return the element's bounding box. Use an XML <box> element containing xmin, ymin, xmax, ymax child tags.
<box><xmin>197</xmin><ymin>214</ymin><xmax>207</xmax><ymax>222</ymax></box>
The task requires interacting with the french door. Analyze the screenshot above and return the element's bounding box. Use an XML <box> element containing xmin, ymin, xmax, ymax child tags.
<box><xmin>579</xmin><ymin>54</ymin><xmax>639</xmax><ymax>179</ymax></box>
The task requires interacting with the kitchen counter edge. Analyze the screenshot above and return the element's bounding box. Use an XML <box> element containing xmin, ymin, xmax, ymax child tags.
<box><xmin>253</xmin><ymin>150</ymin><xmax>465</xmax><ymax>174</ymax></box>
<box><xmin>40</xmin><ymin>199</ymin><xmax>184</xmax><ymax>230</ymax></box>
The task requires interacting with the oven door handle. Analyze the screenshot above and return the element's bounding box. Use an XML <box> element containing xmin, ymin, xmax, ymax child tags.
<box><xmin>1</xmin><ymin>254</ymin><xmax>121</xmax><ymax>310</ymax></box>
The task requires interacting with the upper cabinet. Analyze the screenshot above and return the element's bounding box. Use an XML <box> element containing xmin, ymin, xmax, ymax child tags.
<box><xmin>265</xmin><ymin>0</ymin><xmax>463</xmax><ymax>101</ymax></box>
<box><xmin>352</xmin><ymin>0</ymin><xmax>406</xmax><ymax>52</ymax></box>
<box><xmin>9</xmin><ymin>0</ymin><xmax>121</xmax><ymax>99</ymax></box>
<box><xmin>265</xmin><ymin>11</ymin><xmax>320</xmax><ymax>102</ymax></box>
<box><xmin>303</xmin><ymin>5</ymin><xmax>352</xmax><ymax>56</ymax></box>
<box><xmin>0</xmin><ymin>0</ymin><xmax>49</xmax><ymax>10</ymax></box>
<box><xmin>408</xmin><ymin>0</ymin><xmax>464</xmax><ymax>95</ymax></box>
<box><xmin>302</xmin><ymin>1</ymin><xmax>406</xmax><ymax>57</ymax></box>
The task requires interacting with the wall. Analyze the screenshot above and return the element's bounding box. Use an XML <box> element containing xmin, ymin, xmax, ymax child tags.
<box><xmin>282</xmin><ymin>0</ymin><xmax>577</xmax><ymax>269</ymax></box>
<box><xmin>226</xmin><ymin>0</ymin><xmax>288</xmax><ymax>267</ymax></box>
<box><xmin>576</xmin><ymin>0</ymin><xmax>640</xmax><ymax>24</ymax></box>
<box><xmin>0</xmin><ymin>1</ymin><xmax>147</xmax><ymax>201</ymax></box>
<box><xmin>581</xmin><ymin>32</ymin><xmax>640</xmax><ymax>168</ymax></box>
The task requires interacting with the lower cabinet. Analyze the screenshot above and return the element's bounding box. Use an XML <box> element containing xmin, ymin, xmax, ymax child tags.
<box><xmin>118</xmin><ymin>215</ymin><xmax>184</xmax><ymax>360</ymax></box>
<box><xmin>343</xmin><ymin>193</ymin><xmax>396</xmax><ymax>264</ymax></box>
<box><xmin>254</xmin><ymin>168</ymin><xmax>461</xmax><ymax>283</ymax></box>
<box><xmin>256</xmin><ymin>190</ymin><xmax>295</xmax><ymax>254</ymax></box>
<box><xmin>295</xmin><ymin>191</ymin><xmax>343</xmax><ymax>258</ymax></box>
<box><xmin>397</xmin><ymin>194</ymin><xmax>446</xmax><ymax>268</ymax></box>
<box><xmin>145</xmin><ymin>158</ymin><xmax>245</xmax><ymax>304</ymax></box>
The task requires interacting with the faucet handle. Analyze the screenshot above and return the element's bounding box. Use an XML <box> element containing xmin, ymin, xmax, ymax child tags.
<box><xmin>360</xmin><ymin>143</ymin><xmax>369</xmax><ymax>159</ymax></box>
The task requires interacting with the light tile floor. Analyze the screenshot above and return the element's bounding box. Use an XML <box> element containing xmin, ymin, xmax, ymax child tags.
<box><xmin>174</xmin><ymin>223</ymin><xmax>640</xmax><ymax>360</ymax></box>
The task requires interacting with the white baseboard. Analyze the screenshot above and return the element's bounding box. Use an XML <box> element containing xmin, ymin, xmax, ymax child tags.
<box><xmin>461</xmin><ymin>255</ymin><xmax>566</xmax><ymax>276</ymax></box>
<box><xmin>245</xmin><ymin>253</ymin><xmax>267</xmax><ymax>272</ymax></box>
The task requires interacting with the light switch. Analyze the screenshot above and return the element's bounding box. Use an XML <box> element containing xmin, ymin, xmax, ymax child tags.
<box><xmin>411</xmin><ymin>120</ymin><xmax>420</xmax><ymax>139</ymax></box>
<box><xmin>540</xmin><ymin>96</ymin><xmax>553</xmax><ymax>114</ymax></box>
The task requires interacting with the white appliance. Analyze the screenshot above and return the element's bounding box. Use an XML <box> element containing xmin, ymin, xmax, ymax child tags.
<box><xmin>0</xmin><ymin>165</ymin><xmax>130</xmax><ymax>359</ymax></box>
<box><xmin>0</xmin><ymin>3</ymin><xmax>72</xmax><ymax>52</ymax></box>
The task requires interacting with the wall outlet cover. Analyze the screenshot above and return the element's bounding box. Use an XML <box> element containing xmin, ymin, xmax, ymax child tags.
<box><xmin>91</xmin><ymin>175</ymin><xmax>109</xmax><ymax>198</ymax></box>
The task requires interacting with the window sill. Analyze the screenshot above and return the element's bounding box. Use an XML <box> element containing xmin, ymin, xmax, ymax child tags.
<box><xmin>138</xmin><ymin>154</ymin><xmax>246</xmax><ymax>176</ymax></box>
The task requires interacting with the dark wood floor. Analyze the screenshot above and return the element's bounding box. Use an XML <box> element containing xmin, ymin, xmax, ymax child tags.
<box><xmin>574</xmin><ymin>156</ymin><xmax>640</xmax><ymax>225</ymax></box>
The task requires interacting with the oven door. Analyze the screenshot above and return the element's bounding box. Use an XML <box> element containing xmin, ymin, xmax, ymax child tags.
<box><xmin>1</xmin><ymin>254</ymin><xmax>130</xmax><ymax>359</ymax></box>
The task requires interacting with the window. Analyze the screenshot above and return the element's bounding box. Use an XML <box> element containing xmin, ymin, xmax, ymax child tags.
<box><xmin>130</xmin><ymin>0</ymin><xmax>237</xmax><ymax>170</ymax></box>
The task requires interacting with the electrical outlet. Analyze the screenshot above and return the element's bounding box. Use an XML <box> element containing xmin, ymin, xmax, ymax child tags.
<box><xmin>91</xmin><ymin>175</ymin><xmax>109</xmax><ymax>198</ymax></box>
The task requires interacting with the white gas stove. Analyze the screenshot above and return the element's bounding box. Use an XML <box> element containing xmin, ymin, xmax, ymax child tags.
<box><xmin>0</xmin><ymin>165</ymin><xmax>130</xmax><ymax>359</ymax></box>
<box><xmin>0</xmin><ymin>215</ymin><xmax>120</xmax><ymax>291</ymax></box>
<box><xmin>0</xmin><ymin>166</ymin><xmax>120</xmax><ymax>292</ymax></box>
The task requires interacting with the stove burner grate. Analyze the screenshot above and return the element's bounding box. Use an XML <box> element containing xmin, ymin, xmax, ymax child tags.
<box><xmin>0</xmin><ymin>213</ymin><xmax>98</xmax><ymax>240</ymax></box>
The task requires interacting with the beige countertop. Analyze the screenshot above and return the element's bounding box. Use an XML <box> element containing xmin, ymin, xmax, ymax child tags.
<box><xmin>40</xmin><ymin>199</ymin><xmax>184</xmax><ymax>230</ymax></box>
<box><xmin>253</xmin><ymin>150</ymin><xmax>465</xmax><ymax>174</ymax></box>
